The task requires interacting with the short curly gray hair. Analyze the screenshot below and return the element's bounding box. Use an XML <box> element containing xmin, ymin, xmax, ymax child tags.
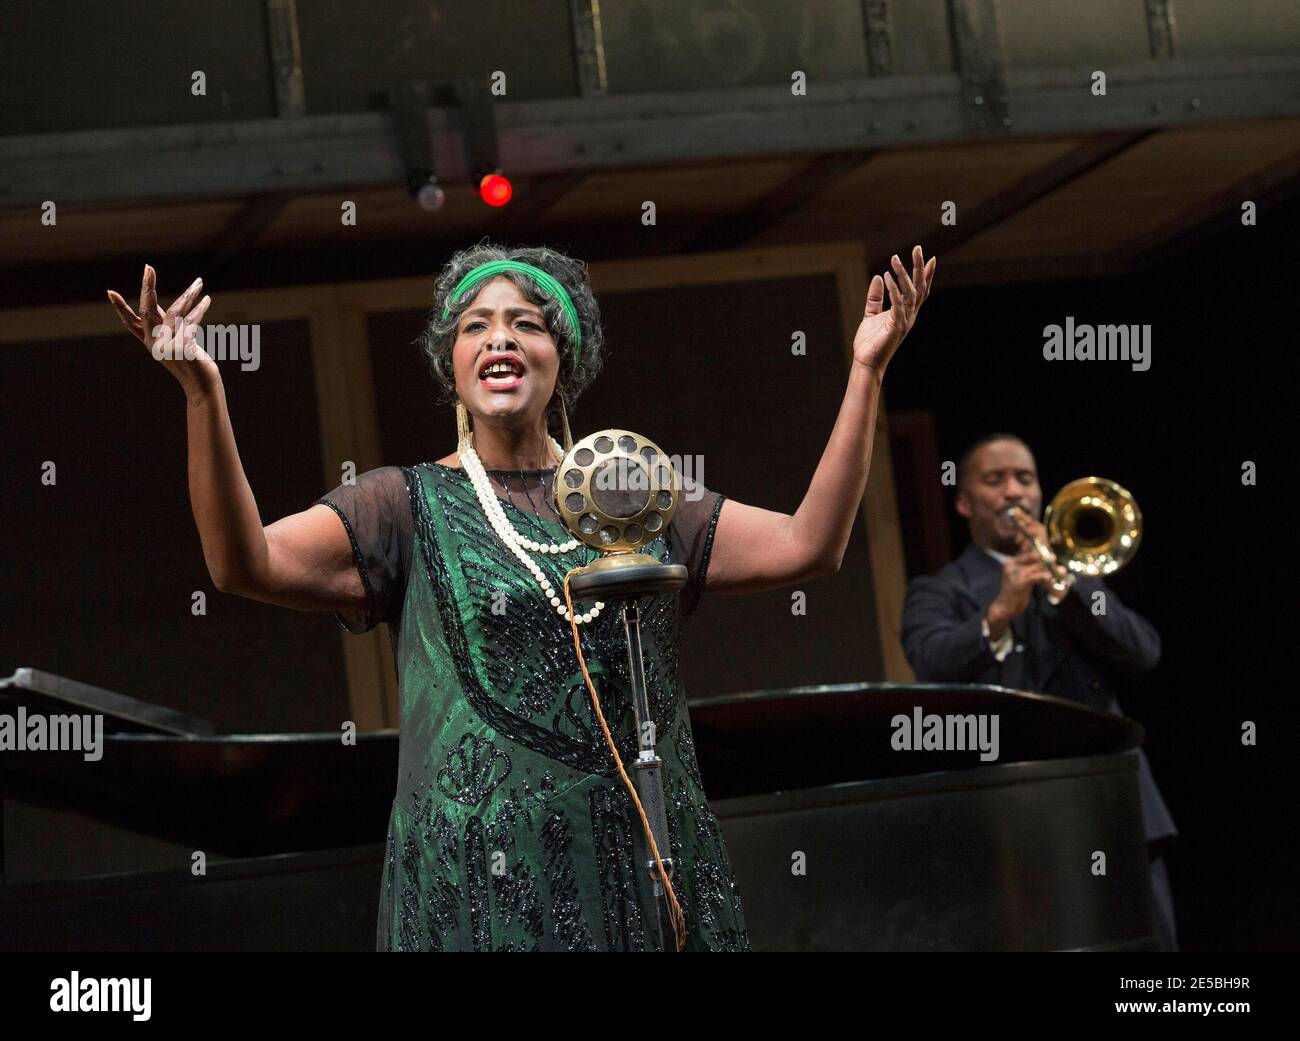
<box><xmin>417</xmin><ymin>240</ymin><xmax>606</xmax><ymax>439</ymax></box>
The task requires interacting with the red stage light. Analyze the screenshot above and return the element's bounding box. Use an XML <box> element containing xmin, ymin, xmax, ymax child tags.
<box><xmin>479</xmin><ymin>173</ymin><xmax>513</xmax><ymax>207</ymax></box>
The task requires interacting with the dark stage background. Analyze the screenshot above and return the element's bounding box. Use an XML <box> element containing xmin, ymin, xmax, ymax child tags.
<box><xmin>882</xmin><ymin>191</ymin><xmax>1300</xmax><ymax>951</ymax></box>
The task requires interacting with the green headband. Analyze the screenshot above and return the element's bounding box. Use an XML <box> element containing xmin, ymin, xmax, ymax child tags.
<box><xmin>441</xmin><ymin>260</ymin><xmax>583</xmax><ymax>360</ymax></box>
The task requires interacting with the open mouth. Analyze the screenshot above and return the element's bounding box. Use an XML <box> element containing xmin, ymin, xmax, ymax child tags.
<box><xmin>478</xmin><ymin>355</ymin><xmax>525</xmax><ymax>388</ymax></box>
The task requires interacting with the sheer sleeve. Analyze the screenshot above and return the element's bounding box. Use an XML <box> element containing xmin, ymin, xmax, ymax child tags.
<box><xmin>667</xmin><ymin>476</ymin><xmax>726</xmax><ymax>619</ymax></box>
<box><xmin>314</xmin><ymin>466</ymin><xmax>413</xmax><ymax>634</ymax></box>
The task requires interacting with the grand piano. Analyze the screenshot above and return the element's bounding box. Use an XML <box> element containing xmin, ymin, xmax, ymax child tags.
<box><xmin>0</xmin><ymin>667</ymin><xmax>1156</xmax><ymax>950</ymax></box>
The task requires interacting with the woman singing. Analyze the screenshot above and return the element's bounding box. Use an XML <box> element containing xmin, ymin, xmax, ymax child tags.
<box><xmin>105</xmin><ymin>241</ymin><xmax>934</xmax><ymax>951</ymax></box>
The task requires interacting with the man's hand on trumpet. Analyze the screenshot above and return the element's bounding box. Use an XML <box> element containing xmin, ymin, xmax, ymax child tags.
<box><xmin>985</xmin><ymin>506</ymin><xmax>1075</xmax><ymax>640</ymax></box>
<box><xmin>1005</xmin><ymin>505</ymin><xmax>1074</xmax><ymax>591</ymax></box>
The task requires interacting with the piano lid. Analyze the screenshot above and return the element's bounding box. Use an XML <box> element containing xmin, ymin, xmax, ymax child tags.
<box><xmin>1</xmin><ymin>668</ymin><xmax>215</xmax><ymax>737</ymax></box>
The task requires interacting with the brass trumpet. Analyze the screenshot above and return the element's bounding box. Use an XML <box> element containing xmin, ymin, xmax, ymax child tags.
<box><xmin>1002</xmin><ymin>476</ymin><xmax>1143</xmax><ymax>594</ymax></box>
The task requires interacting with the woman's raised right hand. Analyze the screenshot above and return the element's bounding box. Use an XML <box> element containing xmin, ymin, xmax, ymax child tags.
<box><xmin>107</xmin><ymin>264</ymin><xmax>219</xmax><ymax>398</ymax></box>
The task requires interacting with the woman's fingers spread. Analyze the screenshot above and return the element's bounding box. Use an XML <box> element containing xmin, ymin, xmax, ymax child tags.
<box><xmin>167</xmin><ymin>276</ymin><xmax>204</xmax><ymax>319</ymax></box>
<box><xmin>184</xmin><ymin>293</ymin><xmax>212</xmax><ymax>326</ymax></box>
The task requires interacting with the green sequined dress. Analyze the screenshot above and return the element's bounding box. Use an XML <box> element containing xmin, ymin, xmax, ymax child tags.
<box><xmin>317</xmin><ymin>461</ymin><xmax>750</xmax><ymax>951</ymax></box>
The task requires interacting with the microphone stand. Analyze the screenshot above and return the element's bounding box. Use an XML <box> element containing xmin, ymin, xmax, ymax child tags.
<box><xmin>569</xmin><ymin>554</ymin><xmax>685</xmax><ymax>952</ymax></box>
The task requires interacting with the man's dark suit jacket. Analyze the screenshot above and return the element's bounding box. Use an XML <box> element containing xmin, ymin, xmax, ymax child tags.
<box><xmin>901</xmin><ymin>542</ymin><xmax>1176</xmax><ymax>843</ymax></box>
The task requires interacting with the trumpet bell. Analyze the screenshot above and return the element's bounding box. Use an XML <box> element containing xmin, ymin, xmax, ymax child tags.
<box><xmin>1043</xmin><ymin>476</ymin><xmax>1142</xmax><ymax>577</ymax></box>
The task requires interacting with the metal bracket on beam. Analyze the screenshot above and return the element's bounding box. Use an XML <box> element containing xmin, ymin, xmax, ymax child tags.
<box><xmin>433</xmin><ymin>78</ymin><xmax>502</xmax><ymax>183</ymax></box>
<box><xmin>265</xmin><ymin>0</ymin><xmax>306</xmax><ymax>117</ymax></box>
<box><xmin>389</xmin><ymin>81</ymin><xmax>433</xmax><ymax>197</ymax></box>
<box><xmin>389</xmin><ymin>77</ymin><xmax>502</xmax><ymax>196</ymax></box>
<box><xmin>948</xmin><ymin>0</ymin><xmax>1010</xmax><ymax>135</ymax></box>
<box><xmin>569</xmin><ymin>0</ymin><xmax>609</xmax><ymax>97</ymax></box>
<box><xmin>1145</xmin><ymin>0</ymin><xmax>1178</xmax><ymax>59</ymax></box>
<box><xmin>863</xmin><ymin>0</ymin><xmax>895</xmax><ymax>77</ymax></box>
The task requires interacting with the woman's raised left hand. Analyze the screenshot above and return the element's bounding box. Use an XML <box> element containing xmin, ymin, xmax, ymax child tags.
<box><xmin>851</xmin><ymin>244</ymin><xmax>936</xmax><ymax>375</ymax></box>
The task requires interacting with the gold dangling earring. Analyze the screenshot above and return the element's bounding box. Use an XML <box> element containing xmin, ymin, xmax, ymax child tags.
<box><xmin>557</xmin><ymin>391</ymin><xmax>574</xmax><ymax>456</ymax></box>
<box><xmin>456</xmin><ymin>398</ymin><xmax>473</xmax><ymax>454</ymax></box>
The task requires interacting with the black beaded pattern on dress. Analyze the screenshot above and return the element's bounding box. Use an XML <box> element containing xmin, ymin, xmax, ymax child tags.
<box><xmin>413</xmin><ymin>463</ymin><xmax>681</xmax><ymax>775</ymax></box>
<box><xmin>674</xmin><ymin>715</ymin><xmax>705</xmax><ymax>789</ymax></box>
<box><xmin>464</xmin><ymin>815</ymin><xmax>491</xmax><ymax>950</ymax></box>
<box><xmin>541</xmin><ymin>811</ymin><xmax>598</xmax><ymax>951</ymax></box>
<box><xmin>491</xmin><ymin>854</ymin><xmax>545</xmax><ymax>949</ymax></box>
<box><xmin>436</xmin><ymin>733</ymin><xmax>512</xmax><ymax>806</ymax></box>
<box><xmin>484</xmin><ymin>770</ymin><xmax>557</xmax><ymax>853</ymax></box>
<box><xmin>588</xmin><ymin>784</ymin><xmax>646</xmax><ymax>951</ymax></box>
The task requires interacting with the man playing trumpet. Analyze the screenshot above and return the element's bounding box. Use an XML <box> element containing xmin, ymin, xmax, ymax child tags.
<box><xmin>901</xmin><ymin>433</ymin><xmax>1178</xmax><ymax>950</ymax></box>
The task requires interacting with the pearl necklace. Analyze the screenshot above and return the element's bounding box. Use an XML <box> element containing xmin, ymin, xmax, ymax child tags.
<box><xmin>460</xmin><ymin>435</ymin><xmax>606</xmax><ymax>625</ymax></box>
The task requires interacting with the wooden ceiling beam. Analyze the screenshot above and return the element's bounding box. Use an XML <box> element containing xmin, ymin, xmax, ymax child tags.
<box><xmin>1110</xmin><ymin>146</ymin><xmax>1300</xmax><ymax>272</ymax></box>
<box><xmin>481</xmin><ymin>170</ymin><xmax>590</xmax><ymax>234</ymax></box>
<box><xmin>202</xmin><ymin>194</ymin><xmax>292</xmax><ymax>282</ymax></box>
<box><xmin>864</xmin><ymin>129</ymin><xmax>1156</xmax><ymax>275</ymax></box>
<box><xmin>682</xmin><ymin>151</ymin><xmax>876</xmax><ymax>253</ymax></box>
